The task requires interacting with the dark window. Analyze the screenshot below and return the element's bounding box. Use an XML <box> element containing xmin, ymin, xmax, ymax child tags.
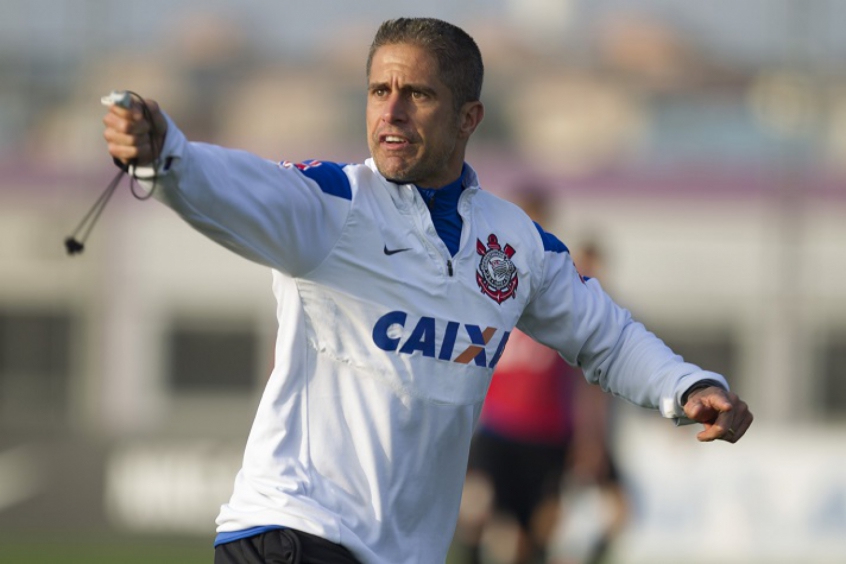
<box><xmin>659</xmin><ymin>329</ymin><xmax>739</xmax><ymax>390</ymax></box>
<box><xmin>819</xmin><ymin>331</ymin><xmax>846</xmax><ymax>416</ymax></box>
<box><xmin>0</xmin><ymin>310</ymin><xmax>72</xmax><ymax>428</ymax></box>
<box><xmin>167</xmin><ymin>320</ymin><xmax>258</xmax><ymax>393</ymax></box>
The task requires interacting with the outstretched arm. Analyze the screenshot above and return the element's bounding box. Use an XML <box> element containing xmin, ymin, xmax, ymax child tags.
<box><xmin>517</xmin><ymin>224</ymin><xmax>753</xmax><ymax>442</ymax></box>
<box><xmin>99</xmin><ymin>94</ymin><xmax>352</xmax><ymax>276</ymax></box>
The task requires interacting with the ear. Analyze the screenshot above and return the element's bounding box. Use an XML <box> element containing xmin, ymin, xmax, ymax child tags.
<box><xmin>458</xmin><ymin>101</ymin><xmax>484</xmax><ymax>139</ymax></box>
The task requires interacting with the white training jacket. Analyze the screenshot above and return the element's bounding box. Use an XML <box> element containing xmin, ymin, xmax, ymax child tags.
<box><xmin>144</xmin><ymin>115</ymin><xmax>727</xmax><ymax>564</ymax></box>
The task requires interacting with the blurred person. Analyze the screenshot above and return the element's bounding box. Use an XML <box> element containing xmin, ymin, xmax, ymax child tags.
<box><xmin>545</xmin><ymin>241</ymin><xmax>629</xmax><ymax>564</ymax></box>
<box><xmin>453</xmin><ymin>198</ymin><xmax>627</xmax><ymax>564</ymax></box>
<box><xmin>101</xmin><ymin>17</ymin><xmax>752</xmax><ymax>564</ymax></box>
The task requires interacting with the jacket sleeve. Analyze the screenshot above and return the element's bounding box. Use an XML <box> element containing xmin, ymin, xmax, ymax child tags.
<box><xmin>516</xmin><ymin>228</ymin><xmax>729</xmax><ymax>422</ymax></box>
<box><xmin>135</xmin><ymin>113</ymin><xmax>353</xmax><ymax>276</ymax></box>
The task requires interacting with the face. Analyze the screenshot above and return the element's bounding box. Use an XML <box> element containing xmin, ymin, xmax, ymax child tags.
<box><xmin>367</xmin><ymin>43</ymin><xmax>481</xmax><ymax>188</ymax></box>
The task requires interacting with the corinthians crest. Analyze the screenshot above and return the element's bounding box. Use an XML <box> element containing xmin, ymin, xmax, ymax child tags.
<box><xmin>476</xmin><ymin>234</ymin><xmax>518</xmax><ymax>304</ymax></box>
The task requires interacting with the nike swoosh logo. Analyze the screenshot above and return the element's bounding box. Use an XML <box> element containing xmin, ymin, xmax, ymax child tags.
<box><xmin>384</xmin><ymin>245</ymin><xmax>411</xmax><ymax>256</ymax></box>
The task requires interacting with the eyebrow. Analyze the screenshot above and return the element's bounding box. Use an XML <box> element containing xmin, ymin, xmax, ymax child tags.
<box><xmin>368</xmin><ymin>82</ymin><xmax>438</xmax><ymax>98</ymax></box>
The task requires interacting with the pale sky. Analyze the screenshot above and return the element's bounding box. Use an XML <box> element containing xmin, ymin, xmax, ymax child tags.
<box><xmin>1</xmin><ymin>0</ymin><xmax>843</xmax><ymax>68</ymax></box>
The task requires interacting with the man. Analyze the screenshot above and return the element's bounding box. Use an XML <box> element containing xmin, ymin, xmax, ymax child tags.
<box><xmin>102</xmin><ymin>17</ymin><xmax>752</xmax><ymax>564</ymax></box>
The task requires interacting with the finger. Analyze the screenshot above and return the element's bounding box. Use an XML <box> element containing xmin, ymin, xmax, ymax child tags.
<box><xmin>102</xmin><ymin>127</ymin><xmax>138</xmax><ymax>147</ymax></box>
<box><xmin>696</xmin><ymin>428</ymin><xmax>717</xmax><ymax>442</ymax></box>
<box><xmin>107</xmin><ymin>139</ymin><xmax>154</xmax><ymax>164</ymax></box>
<box><xmin>696</xmin><ymin>422</ymin><xmax>726</xmax><ymax>442</ymax></box>
<box><xmin>684</xmin><ymin>387</ymin><xmax>733</xmax><ymax>421</ymax></box>
<box><xmin>725</xmin><ymin>410</ymin><xmax>754</xmax><ymax>443</ymax></box>
<box><xmin>696</xmin><ymin>424</ymin><xmax>733</xmax><ymax>442</ymax></box>
<box><xmin>106</xmin><ymin>142</ymin><xmax>139</xmax><ymax>163</ymax></box>
<box><xmin>103</xmin><ymin>111</ymin><xmax>151</xmax><ymax>136</ymax></box>
<box><xmin>684</xmin><ymin>400</ymin><xmax>715</xmax><ymax>422</ymax></box>
<box><xmin>685</xmin><ymin>398</ymin><xmax>723</xmax><ymax>424</ymax></box>
<box><xmin>118</xmin><ymin>98</ymin><xmax>163</xmax><ymax>128</ymax></box>
<box><xmin>104</xmin><ymin>126</ymin><xmax>149</xmax><ymax>163</ymax></box>
<box><xmin>700</xmin><ymin>390</ymin><xmax>734</xmax><ymax>413</ymax></box>
<box><xmin>107</xmin><ymin>99</ymin><xmax>147</xmax><ymax>121</ymax></box>
<box><xmin>722</xmin><ymin>396</ymin><xmax>751</xmax><ymax>442</ymax></box>
<box><xmin>699</xmin><ymin>402</ymin><xmax>737</xmax><ymax>440</ymax></box>
<box><xmin>697</xmin><ymin>406</ymin><xmax>753</xmax><ymax>444</ymax></box>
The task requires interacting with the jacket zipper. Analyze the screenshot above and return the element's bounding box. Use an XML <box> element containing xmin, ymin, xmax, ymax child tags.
<box><xmin>413</xmin><ymin>187</ymin><xmax>456</xmax><ymax>279</ymax></box>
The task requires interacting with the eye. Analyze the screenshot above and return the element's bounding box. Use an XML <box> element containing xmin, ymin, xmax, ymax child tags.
<box><xmin>371</xmin><ymin>86</ymin><xmax>389</xmax><ymax>98</ymax></box>
<box><xmin>411</xmin><ymin>90</ymin><xmax>428</xmax><ymax>100</ymax></box>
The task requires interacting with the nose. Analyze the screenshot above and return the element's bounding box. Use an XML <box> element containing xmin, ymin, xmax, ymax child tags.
<box><xmin>382</xmin><ymin>91</ymin><xmax>408</xmax><ymax>124</ymax></box>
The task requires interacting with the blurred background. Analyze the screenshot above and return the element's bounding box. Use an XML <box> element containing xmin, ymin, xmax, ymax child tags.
<box><xmin>1</xmin><ymin>0</ymin><xmax>845</xmax><ymax>562</ymax></box>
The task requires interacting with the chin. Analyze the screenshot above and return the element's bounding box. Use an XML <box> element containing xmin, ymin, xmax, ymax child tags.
<box><xmin>384</xmin><ymin>175</ymin><xmax>415</xmax><ymax>185</ymax></box>
<box><xmin>376</xmin><ymin>164</ymin><xmax>414</xmax><ymax>184</ymax></box>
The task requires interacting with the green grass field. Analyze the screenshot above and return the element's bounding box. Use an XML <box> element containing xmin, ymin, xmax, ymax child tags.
<box><xmin>0</xmin><ymin>534</ymin><xmax>213</xmax><ymax>564</ymax></box>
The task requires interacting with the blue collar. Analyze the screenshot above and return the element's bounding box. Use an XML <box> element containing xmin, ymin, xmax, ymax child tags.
<box><xmin>415</xmin><ymin>164</ymin><xmax>466</xmax><ymax>212</ymax></box>
<box><xmin>414</xmin><ymin>166</ymin><xmax>466</xmax><ymax>257</ymax></box>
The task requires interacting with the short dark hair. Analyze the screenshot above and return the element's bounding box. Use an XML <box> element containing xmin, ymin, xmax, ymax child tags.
<box><xmin>366</xmin><ymin>18</ymin><xmax>484</xmax><ymax>112</ymax></box>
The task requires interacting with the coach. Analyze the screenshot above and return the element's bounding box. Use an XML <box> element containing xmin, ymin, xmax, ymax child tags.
<box><xmin>102</xmin><ymin>17</ymin><xmax>752</xmax><ymax>564</ymax></box>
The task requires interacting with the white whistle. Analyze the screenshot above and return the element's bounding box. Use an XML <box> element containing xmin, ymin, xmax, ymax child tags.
<box><xmin>100</xmin><ymin>90</ymin><xmax>132</xmax><ymax>109</ymax></box>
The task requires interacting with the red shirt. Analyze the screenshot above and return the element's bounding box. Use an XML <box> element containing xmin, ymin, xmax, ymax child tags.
<box><xmin>479</xmin><ymin>330</ymin><xmax>576</xmax><ymax>444</ymax></box>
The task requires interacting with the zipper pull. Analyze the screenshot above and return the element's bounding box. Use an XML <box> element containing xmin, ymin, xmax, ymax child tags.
<box><xmin>447</xmin><ymin>260</ymin><xmax>454</xmax><ymax>277</ymax></box>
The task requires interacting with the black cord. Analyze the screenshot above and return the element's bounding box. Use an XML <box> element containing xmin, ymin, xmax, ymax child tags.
<box><xmin>65</xmin><ymin>92</ymin><xmax>161</xmax><ymax>255</ymax></box>
<box><xmin>126</xmin><ymin>90</ymin><xmax>162</xmax><ymax>201</ymax></box>
<box><xmin>64</xmin><ymin>169</ymin><xmax>125</xmax><ymax>255</ymax></box>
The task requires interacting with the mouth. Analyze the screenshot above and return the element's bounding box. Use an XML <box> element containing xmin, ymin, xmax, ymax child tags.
<box><xmin>379</xmin><ymin>133</ymin><xmax>413</xmax><ymax>149</ymax></box>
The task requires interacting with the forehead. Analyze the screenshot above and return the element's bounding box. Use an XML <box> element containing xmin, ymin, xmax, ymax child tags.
<box><xmin>369</xmin><ymin>43</ymin><xmax>444</xmax><ymax>85</ymax></box>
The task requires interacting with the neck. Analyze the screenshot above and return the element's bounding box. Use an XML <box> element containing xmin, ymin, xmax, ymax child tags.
<box><xmin>415</xmin><ymin>163</ymin><xmax>466</xmax><ymax>190</ymax></box>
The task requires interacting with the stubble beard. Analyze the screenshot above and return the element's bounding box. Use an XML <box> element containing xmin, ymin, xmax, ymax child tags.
<box><xmin>371</xmin><ymin>135</ymin><xmax>458</xmax><ymax>187</ymax></box>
